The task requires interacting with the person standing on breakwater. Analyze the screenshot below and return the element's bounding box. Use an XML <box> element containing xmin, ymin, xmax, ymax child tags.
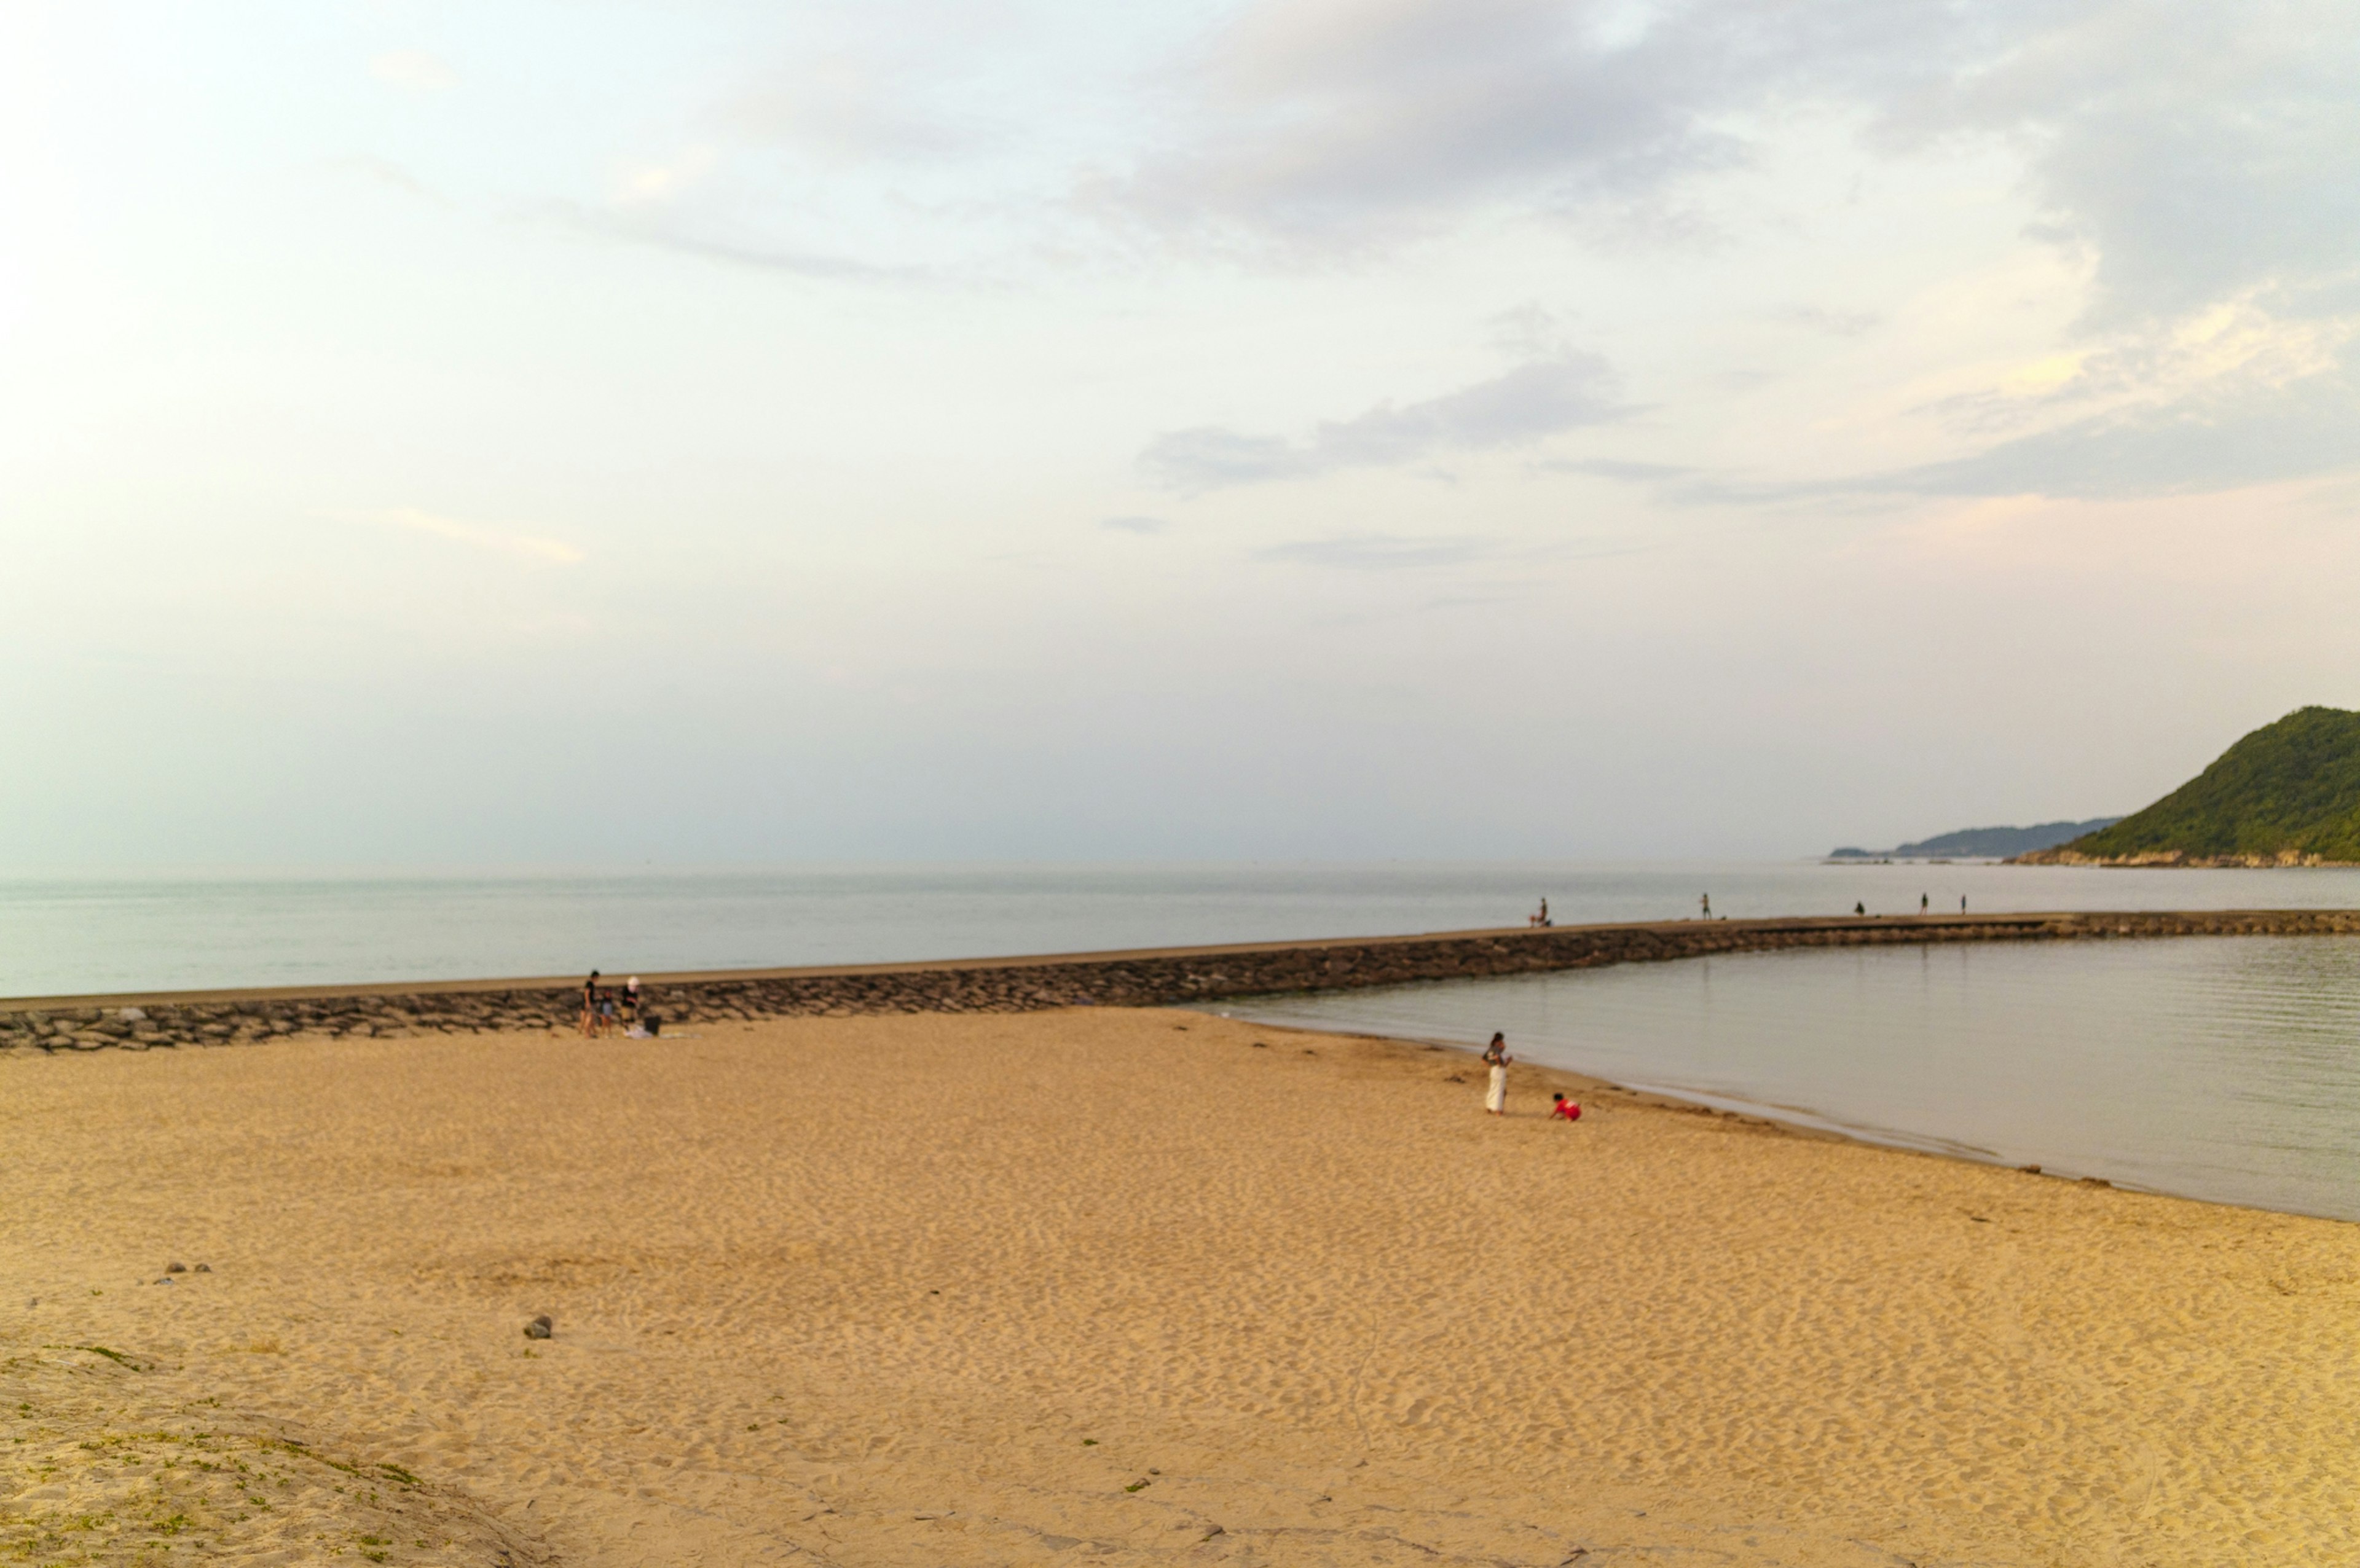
<box><xmin>1701</xmin><ymin>893</ymin><xmax>1712</xmax><ymax>920</ymax></box>
<box><xmin>1482</xmin><ymin>1033</ymin><xmax>1511</xmax><ymax>1116</ymax></box>
<box><xmin>581</xmin><ymin>970</ymin><xmax>602</xmax><ymax>1038</ymax></box>
<box><xmin>1921</xmin><ymin>893</ymin><xmax>1929</xmax><ymax>915</ymax></box>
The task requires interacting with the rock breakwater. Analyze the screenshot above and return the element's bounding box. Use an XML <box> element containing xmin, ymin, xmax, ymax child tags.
<box><xmin>7</xmin><ymin>909</ymin><xmax>2358</xmax><ymax>1055</ymax></box>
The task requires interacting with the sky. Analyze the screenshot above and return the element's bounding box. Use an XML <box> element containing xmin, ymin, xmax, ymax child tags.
<box><xmin>3</xmin><ymin>0</ymin><xmax>2357</xmax><ymax>867</ymax></box>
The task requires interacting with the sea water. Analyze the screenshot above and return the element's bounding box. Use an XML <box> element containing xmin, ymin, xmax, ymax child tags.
<box><xmin>6</xmin><ymin>860</ymin><xmax>2360</xmax><ymax>997</ymax></box>
<box><xmin>1217</xmin><ymin>935</ymin><xmax>2360</xmax><ymax>1222</ymax></box>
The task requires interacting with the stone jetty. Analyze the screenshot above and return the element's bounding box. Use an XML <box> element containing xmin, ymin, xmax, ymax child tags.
<box><xmin>6</xmin><ymin>909</ymin><xmax>2357</xmax><ymax>1054</ymax></box>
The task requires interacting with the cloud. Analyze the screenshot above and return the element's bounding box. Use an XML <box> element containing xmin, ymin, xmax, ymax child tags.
<box><xmin>1099</xmin><ymin>0</ymin><xmax>1744</xmax><ymax>252</ymax></box>
<box><xmin>538</xmin><ymin>200</ymin><xmax>930</xmax><ymax>286</ymax></box>
<box><xmin>369</xmin><ymin>50</ymin><xmax>458</xmax><ymax>95</ymax></box>
<box><xmin>721</xmin><ymin>55</ymin><xmax>969</xmax><ymax>165</ymax></box>
<box><xmin>1873</xmin><ymin>1</ymin><xmax>2360</xmax><ymax>330</ymax></box>
<box><xmin>1780</xmin><ymin>307</ymin><xmax>1882</xmax><ymax>338</ymax></box>
<box><xmin>1258</xmin><ymin>533</ymin><xmax>1492</xmax><ymax>570</ymax></box>
<box><xmin>1099</xmin><ymin>515</ymin><xmax>1171</xmax><ymax>534</ymax></box>
<box><xmin>1568</xmin><ymin>331</ymin><xmax>2360</xmax><ymax>506</ymax></box>
<box><xmin>363</xmin><ymin>508</ymin><xmax>584</xmax><ymax>565</ymax></box>
<box><xmin>1852</xmin><ymin>304</ymin><xmax>2360</xmax><ymax>498</ymax></box>
<box><xmin>329</xmin><ymin>155</ymin><xmax>449</xmax><ymax>206</ymax></box>
<box><xmin>1096</xmin><ymin>0</ymin><xmax>2360</xmax><ymax>342</ymax></box>
<box><xmin>613</xmin><ymin>148</ymin><xmax>720</xmax><ymax>207</ymax></box>
<box><xmin>1543</xmin><ymin>457</ymin><xmax>1698</xmax><ymax>483</ymax></box>
<box><xmin>1143</xmin><ymin>351</ymin><xmax>1627</xmax><ymax>490</ymax></box>
<box><xmin>1488</xmin><ymin>302</ymin><xmax>1568</xmax><ymax>356</ymax></box>
<box><xmin>1870</xmin><ymin>370</ymin><xmax>2360</xmax><ymax>500</ymax></box>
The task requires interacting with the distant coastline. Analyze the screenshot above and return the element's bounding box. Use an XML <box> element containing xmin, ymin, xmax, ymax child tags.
<box><xmin>1831</xmin><ymin>818</ymin><xmax>2120</xmax><ymax>861</ymax></box>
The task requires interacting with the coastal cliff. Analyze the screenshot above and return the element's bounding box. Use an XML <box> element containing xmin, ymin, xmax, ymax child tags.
<box><xmin>2015</xmin><ymin>706</ymin><xmax>2360</xmax><ymax>866</ymax></box>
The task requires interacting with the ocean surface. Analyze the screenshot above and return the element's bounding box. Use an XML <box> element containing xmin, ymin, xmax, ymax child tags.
<box><xmin>7</xmin><ymin>860</ymin><xmax>2360</xmax><ymax>998</ymax></box>
<box><xmin>1217</xmin><ymin>936</ymin><xmax>2360</xmax><ymax>1222</ymax></box>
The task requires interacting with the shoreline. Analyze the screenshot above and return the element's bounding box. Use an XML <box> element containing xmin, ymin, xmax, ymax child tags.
<box><xmin>1272</xmin><ymin>1017</ymin><xmax>2232</xmax><ymax>1217</ymax></box>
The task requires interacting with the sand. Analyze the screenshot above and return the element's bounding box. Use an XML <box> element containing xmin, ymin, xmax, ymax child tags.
<box><xmin>4</xmin><ymin>1008</ymin><xmax>2356</xmax><ymax>1567</ymax></box>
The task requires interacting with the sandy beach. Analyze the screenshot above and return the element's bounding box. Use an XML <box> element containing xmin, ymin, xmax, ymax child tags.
<box><xmin>5</xmin><ymin>1008</ymin><xmax>2356</xmax><ymax>1567</ymax></box>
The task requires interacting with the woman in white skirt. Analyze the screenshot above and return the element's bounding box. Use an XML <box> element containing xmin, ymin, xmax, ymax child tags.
<box><xmin>1482</xmin><ymin>1032</ymin><xmax>1511</xmax><ymax>1115</ymax></box>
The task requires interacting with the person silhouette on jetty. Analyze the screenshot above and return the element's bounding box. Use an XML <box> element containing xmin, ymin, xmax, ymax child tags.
<box><xmin>1701</xmin><ymin>893</ymin><xmax>1712</xmax><ymax>920</ymax></box>
<box><xmin>581</xmin><ymin>970</ymin><xmax>602</xmax><ymax>1038</ymax></box>
<box><xmin>1482</xmin><ymin>1033</ymin><xmax>1511</xmax><ymax>1116</ymax></box>
<box><xmin>1855</xmin><ymin>902</ymin><xmax>1866</xmax><ymax>917</ymax></box>
<box><xmin>1921</xmin><ymin>893</ymin><xmax>1930</xmax><ymax>915</ymax></box>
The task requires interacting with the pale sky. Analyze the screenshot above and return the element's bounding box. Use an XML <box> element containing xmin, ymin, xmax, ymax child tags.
<box><xmin>4</xmin><ymin>0</ymin><xmax>2357</xmax><ymax>866</ymax></box>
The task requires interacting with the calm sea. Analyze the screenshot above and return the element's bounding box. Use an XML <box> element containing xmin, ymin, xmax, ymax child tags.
<box><xmin>7</xmin><ymin>860</ymin><xmax>2360</xmax><ymax>998</ymax></box>
<box><xmin>1218</xmin><ymin>936</ymin><xmax>2360</xmax><ymax>1222</ymax></box>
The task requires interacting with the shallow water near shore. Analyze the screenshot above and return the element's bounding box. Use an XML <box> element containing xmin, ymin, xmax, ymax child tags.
<box><xmin>9</xmin><ymin>860</ymin><xmax>2360</xmax><ymax>995</ymax></box>
<box><xmin>1217</xmin><ymin>935</ymin><xmax>2360</xmax><ymax>1222</ymax></box>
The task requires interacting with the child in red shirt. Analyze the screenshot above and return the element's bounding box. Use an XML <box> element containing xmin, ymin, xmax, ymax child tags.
<box><xmin>1549</xmin><ymin>1094</ymin><xmax>1582</xmax><ymax>1122</ymax></box>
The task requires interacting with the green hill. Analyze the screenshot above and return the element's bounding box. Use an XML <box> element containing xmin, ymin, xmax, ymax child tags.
<box><xmin>2015</xmin><ymin>706</ymin><xmax>2360</xmax><ymax>866</ymax></box>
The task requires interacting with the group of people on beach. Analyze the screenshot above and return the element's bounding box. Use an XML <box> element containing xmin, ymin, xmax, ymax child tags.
<box><xmin>580</xmin><ymin>970</ymin><xmax>655</xmax><ymax>1038</ymax></box>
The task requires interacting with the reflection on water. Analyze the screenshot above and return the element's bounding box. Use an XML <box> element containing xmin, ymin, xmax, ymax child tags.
<box><xmin>1217</xmin><ymin>937</ymin><xmax>2360</xmax><ymax>1223</ymax></box>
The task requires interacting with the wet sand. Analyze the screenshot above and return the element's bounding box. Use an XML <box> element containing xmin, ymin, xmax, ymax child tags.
<box><xmin>4</xmin><ymin>1008</ymin><xmax>2355</xmax><ymax>1566</ymax></box>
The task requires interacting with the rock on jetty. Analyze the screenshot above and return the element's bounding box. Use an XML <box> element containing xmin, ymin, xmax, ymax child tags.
<box><xmin>6</xmin><ymin>910</ymin><xmax>2358</xmax><ymax>1055</ymax></box>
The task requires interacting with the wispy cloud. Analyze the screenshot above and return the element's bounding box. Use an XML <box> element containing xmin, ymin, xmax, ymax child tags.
<box><xmin>720</xmin><ymin>55</ymin><xmax>973</xmax><ymax>165</ymax></box>
<box><xmin>1780</xmin><ymin>307</ymin><xmax>1881</xmax><ymax>338</ymax></box>
<box><xmin>613</xmin><ymin>147</ymin><xmax>720</xmax><ymax>206</ymax></box>
<box><xmin>1866</xmin><ymin>370</ymin><xmax>2360</xmax><ymax>500</ymax></box>
<box><xmin>1254</xmin><ymin>530</ymin><xmax>1659</xmax><ymax>573</ymax></box>
<box><xmin>1543</xmin><ymin>457</ymin><xmax>1699</xmax><ymax>483</ymax></box>
<box><xmin>329</xmin><ymin>154</ymin><xmax>449</xmax><ymax>207</ymax></box>
<box><xmin>361</xmin><ymin>508</ymin><xmax>584</xmax><ymax>565</ymax></box>
<box><xmin>369</xmin><ymin>50</ymin><xmax>459</xmax><ymax>95</ymax></box>
<box><xmin>1143</xmin><ymin>352</ymin><xmax>1628</xmax><ymax>492</ymax></box>
<box><xmin>1258</xmin><ymin>533</ymin><xmax>1492</xmax><ymax>570</ymax></box>
<box><xmin>538</xmin><ymin>200</ymin><xmax>930</xmax><ymax>286</ymax></box>
<box><xmin>1099</xmin><ymin>515</ymin><xmax>1171</xmax><ymax>534</ymax></box>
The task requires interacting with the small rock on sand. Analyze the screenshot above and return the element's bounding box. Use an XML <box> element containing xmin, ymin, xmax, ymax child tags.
<box><xmin>194</xmin><ymin>1263</ymin><xmax>212</xmax><ymax>1272</ymax></box>
<box><xmin>165</xmin><ymin>1261</ymin><xmax>186</xmax><ymax>1273</ymax></box>
<box><xmin>524</xmin><ymin>1315</ymin><xmax>553</xmax><ymax>1339</ymax></box>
